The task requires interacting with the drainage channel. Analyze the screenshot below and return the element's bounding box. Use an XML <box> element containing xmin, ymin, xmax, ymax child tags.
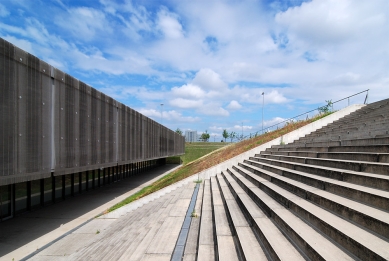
<box><xmin>171</xmin><ymin>182</ymin><xmax>201</xmax><ymax>261</ymax></box>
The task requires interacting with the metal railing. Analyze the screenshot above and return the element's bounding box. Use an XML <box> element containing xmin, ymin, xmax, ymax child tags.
<box><xmin>242</xmin><ymin>89</ymin><xmax>369</xmax><ymax>140</ymax></box>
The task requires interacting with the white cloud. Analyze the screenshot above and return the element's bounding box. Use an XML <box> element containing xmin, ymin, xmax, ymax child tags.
<box><xmin>209</xmin><ymin>126</ymin><xmax>224</xmax><ymax>131</ymax></box>
<box><xmin>263</xmin><ymin>117</ymin><xmax>287</xmax><ymax>128</ymax></box>
<box><xmin>192</xmin><ymin>68</ymin><xmax>228</xmax><ymax>90</ymax></box>
<box><xmin>0</xmin><ymin>3</ymin><xmax>10</xmax><ymax>17</ymax></box>
<box><xmin>233</xmin><ymin>125</ymin><xmax>253</xmax><ymax>131</ymax></box>
<box><xmin>55</xmin><ymin>7</ymin><xmax>111</xmax><ymax>41</ymax></box>
<box><xmin>239</xmin><ymin>88</ymin><xmax>288</xmax><ymax>104</ymax></box>
<box><xmin>227</xmin><ymin>100</ymin><xmax>242</xmax><ymax>110</ymax></box>
<box><xmin>275</xmin><ymin>0</ymin><xmax>387</xmax><ymax>45</ymax></box>
<box><xmin>138</xmin><ymin>109</ymin><xmax>200</xmax><ymax>123</ymax></box>
<box><xmin>198</xmin><ymin>104</ymin><xmax>229</xmax><ymax>117</ymax></box>
<box><xmin>171</xmin><ymin>84</ymin><xmax>205</xmax><ymax>99</ymax></box>
<box><xmin>1</xmin><ymin>35</ymin><xmax>33</xmax><ymax>53</ymax></box>
<box><xmin>156</xmin><ymin>7</ymin><xmax>184</xmax><ymax>39</ymax></box>
<box><xmin>170</xmin><ymin>98</ymin><xmax>203</xmax><ymax>109</ymax></box>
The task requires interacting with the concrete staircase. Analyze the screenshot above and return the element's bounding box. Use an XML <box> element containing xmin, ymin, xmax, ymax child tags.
<box><xmin>187</xmin><ymin>98</ymin><xmax>389</xmax><ymax>261</ymax></box>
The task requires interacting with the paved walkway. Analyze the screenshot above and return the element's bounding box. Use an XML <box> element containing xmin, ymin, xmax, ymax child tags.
<box><xmin>0</xmin><ymin>164</ymin><xmax>181</xmax><ymax>261</ymax></box>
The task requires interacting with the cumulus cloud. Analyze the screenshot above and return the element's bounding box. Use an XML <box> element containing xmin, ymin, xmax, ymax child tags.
<box><xmin>156</xmin><ymin>7</ymin><xmax>184</xmax><ymax>39</ymax></box>
<box><xmin>138</xmin><ymin>109</ymin><xmax>200</xmax><ymax>123</ymax></box>
<box><xmin>198</xmin><ymin>104</ymin><xmax>229</xmax><ymax>117</ymax></box>
<box><xmin>171</xmin><ymin>84</ymin><xmax>205</xmax><ymax>99</ymax></box>
<box><xmin>239</xmin><ymin>89</ymin><xmax>288</xmax><ymax>104</ymax></box>
<box><xmin>227</xmin><ymin>100</ymin><xmax>242</xmax><ymax>110</ymax></box>
<box><xmin>170</xmin><ymin>98</ymin><xmax>203</xmax><ymax>109</ymax></box>
<box><xmin>192</xmin><ymin>68</ymin><xmax>228</xmax><ymax>90</ymax></box>
<box><xmin>233</xmin><ymin>125</ymin><xmax>253</xmax><ymax>131</ymax></box>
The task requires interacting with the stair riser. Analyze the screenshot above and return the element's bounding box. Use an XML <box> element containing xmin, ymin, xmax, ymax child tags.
<box><xmin>329</xmin><ymin>145</ymin><xmax>389</xmax><ymax>153</ymax></box>
<box><xmin>227</xmin><ymin>171</ymin><xmax>330</xmax><ymax>261</ymax></box>
<box><xmin>245</xmin><ymin>160</ymin><xmax>389</xmax><ymax>211</ymax></box>
<box><xmin>222</xmin><ymin>175</ymin><xmax>279</xmax><ymax>261</ymax></box>
<box><xmin>254</xmin><ymin>156</ymin><xmax>389</xmax><ymax>190</ymax></box>
<box><xmin>251</xmin><ymin>157</ymin><xmax>343</xmax><ymax>181</ymax></box>
<box><xmin>229</xmin><ymin>169</ymin><xmax>386</xmax><ymax>261</ymax></box>
<box><xmin>237</xmin><ymin>163</ymin><xmax>389</xmax><ymax>238</ymax></box>
<box><xmin>216</xmin><ymin>175</ymin><xmax>270</xmax><ymax>261</ymax></box>
<box><xmin>237</xmin><ymin>163</ymin><xmax>388</xmax><ymax>237</ymax></box>
<box><xmin>341</xmin><ymin>137</ymin><xmax>389</xmax><ymax>146</ymax></box>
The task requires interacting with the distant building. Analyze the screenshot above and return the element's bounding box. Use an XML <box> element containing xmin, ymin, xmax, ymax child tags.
<box><xmin>185</xmin><ymin>130</ymin><xmax>198</xmax><ymax>142</ymax></box>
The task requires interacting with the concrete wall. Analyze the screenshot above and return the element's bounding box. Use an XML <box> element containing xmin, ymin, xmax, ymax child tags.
<box><xmin>0</xmin><ymin>38</ymin><xmax>185</xmax><ymax>186</ymax></box>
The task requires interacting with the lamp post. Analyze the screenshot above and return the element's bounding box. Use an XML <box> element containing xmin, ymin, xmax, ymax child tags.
<box><xmin>262</xmin><ymin>92</ymin><xmax>264</xmax><ymax>134</ymax></box>
<box><xmin>241</xmin><ymin>122</ymin><xmax>243</xmax><ymax>140</ymax></box>
<box><xmin>160</xmin><ymin>103</ymin><xmax>164</xmax><ymax>125</ymax></box>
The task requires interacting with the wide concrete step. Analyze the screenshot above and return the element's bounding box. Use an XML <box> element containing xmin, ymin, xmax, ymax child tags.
<box><xmin>289</xmin><ymin>136</ymin><xmax>389</xmax><ymax>148</ymax></box>
<box><xmin>244</xmin><ymin>159</ymin><xmax>389</xmax><ymax>211</ymax></box>
<box><xmin>319</xmin><ymin>114</ymin><xmax>388</xmax><ymax>128</ymax></box>
<box><xmin>210</xmin><ymin>176</ymin><xmax>240</xmax><ymax>261</ymax></box>
<box><xmin>227</xmin><ymin>167</ymin><xmax>389</xmax><ymax>261</ymax></box>
<box><xmin>305</xmin><ymin>130</ymin><xmax>389</xmax><ymax>143</ymax></box>
<box><xmin>262</xmin><ymin>151</ymin><xmax>389</xmax><ymax>163</ymax></box>
<box><xmin>197</xmin><ymin>179</ymin><xmax>216</xmax><ymax>261</ymax></box>
<box><xmin>218</xmin><ymin>173</ymin><xmax>306</xmax><ymax>261</ymax></box>
<box><xmin>221</xmin><ymin>170</ymin><xmax>357</xmax><ymax>261</ymax></box>
<box><xmin>292</xmin><ymin>144</ymin><xmax>389</xmax><ymax>153</ymax></box>
<box><xmin>235</xmin><ymin>163</ymin><xmax>389</xmax><ymax>239</ymax></box>
<box><xmin>251</xmin><ymin>155</ymin><xmax>389</xmax><ymax>190</ymax></box>
<box><xmin>216</xmin><ymin>174</ymin><xmax>268</xmax><ymax>261</ymax></box>
<box><xmin>255</xmin><ymin>151</ymin><xmax>389</xmax><ymax>167</ymax></box>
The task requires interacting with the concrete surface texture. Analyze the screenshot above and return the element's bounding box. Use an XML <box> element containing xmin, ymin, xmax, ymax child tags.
<box><xmin>0</xmin><ymin>164</ymin><xmax>181</xmax><ymax>261</ymax></box>
<box><xmin>28</xmin><ymin>180</ymin><xmax>196</xmax><ymax>261</ymax></box>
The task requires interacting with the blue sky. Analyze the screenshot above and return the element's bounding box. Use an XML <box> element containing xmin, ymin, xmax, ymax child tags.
<box><xmin>1</xmin><ymin>0</ymin><xmax>388</xmax><ymax>140</ymax></box>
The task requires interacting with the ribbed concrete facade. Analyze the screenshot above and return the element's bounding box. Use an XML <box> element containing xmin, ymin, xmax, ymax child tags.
<box><xmin>0</xmin><ymin>38</ymin><xmax>184</xmax><ymax>220</ymax></box>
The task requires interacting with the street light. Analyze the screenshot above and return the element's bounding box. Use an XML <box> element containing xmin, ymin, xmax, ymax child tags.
<box><xmin>262</xmin><ymin>92</ymin><xmax>265</xmax><ymax>134</ymax></box>
<box><xmin>160</xmin><ymin>103</ymin><xmax>164</xmax><ymax>125</ymax></box>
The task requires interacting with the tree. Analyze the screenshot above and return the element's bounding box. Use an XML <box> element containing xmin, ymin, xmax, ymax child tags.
<box><xmin>318</xmin><ymin>100</ymin><xmax>333</xmax><ymax>114</ymax></box>
<box><xmin>222</xmin><ymin>129</ymin><xmax>229</xmax><ymax>142</ymax></box>
<box><xmin>175</xmin><ymin>128</ymin><xmax>183</xmax><ymax>136</ymax></box>
<box><xmin>200</xmin><ymin>130</ymin><xmax>210</xmax><ymax>142</ymax></box>
<box><xmin>229</xmin><ymin>131</ymin><xmax>236</xmax><ymax>142</ymax></box>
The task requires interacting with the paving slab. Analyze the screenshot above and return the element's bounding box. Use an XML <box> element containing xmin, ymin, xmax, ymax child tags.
<box><xmin>0</xmin><ymin>164</ymin><xmax>181</xmax><ymax>261</ymax></box>
<box><xmin>217</xmin><ymin>235</ymin><xmax>239</xmax><ymax>261</ymax></box>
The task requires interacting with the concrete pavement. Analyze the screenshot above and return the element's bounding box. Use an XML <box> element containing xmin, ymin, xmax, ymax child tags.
<box><xmin>0</xmin><ymin>164</ymin><xmax>181</xmax><ymax>261</ymax></box>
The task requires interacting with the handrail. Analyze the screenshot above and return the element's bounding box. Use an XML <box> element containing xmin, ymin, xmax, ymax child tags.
<box><xmin>244</xmin><ymin>89</ymin><xmax>369</xmax><ymax>139</ymax></box>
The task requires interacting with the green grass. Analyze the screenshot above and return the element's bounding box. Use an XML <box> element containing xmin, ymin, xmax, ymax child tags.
<box><xmin>180</xmin><ymin>142</ymin><xmax>228</xmax><ymax>164</ymax></box>
<box><xmin>166</xmin><ymin>142</ymin><xmax>229</xmax><ymax>165</ymax></box>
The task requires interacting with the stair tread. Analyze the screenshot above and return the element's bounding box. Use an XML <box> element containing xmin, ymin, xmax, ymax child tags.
<box><xmin>217</xmin><ymin>174</ymin><xmax>267</xmax><ymax>261</ymax></box>
<box><xmin>223</xmin><ymin>172</ymin><xmax>307</xmax><ymax>261</ymax></box>
<box><xmin>235</xmin><ymin>226</ymin><xmax>268</xmax><ymax>261</ymax></box>
<box><xmin>237</xmin><ymin>163</ymin><xmax>389</xmax><ymax>224</ymax></box>
<box><xmin>246</xmin><ymin>159</ymin><xmax>389</xmax><ymax>198</ymax></box>
<box><xmin>217</xmin><ymin>236</ymin><xmax>239</xmax><ymax>261</ymax></box>
<box><xmin>226</xmin><ymin>170</ymin><xmax>356</xmax><ymax>260</ymax></box>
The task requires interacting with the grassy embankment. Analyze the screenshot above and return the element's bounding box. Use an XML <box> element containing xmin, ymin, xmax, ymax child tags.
<box><xmin>108</xmin><ymin>112</ymin><xmax>332</xmax><ymax>212</ymax></box>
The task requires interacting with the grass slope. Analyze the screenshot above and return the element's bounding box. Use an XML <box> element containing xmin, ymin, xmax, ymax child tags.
<box><xmin>108</xmin><ymin>112</ymin><xmax>332</xmax><ymax>212</ymax></box>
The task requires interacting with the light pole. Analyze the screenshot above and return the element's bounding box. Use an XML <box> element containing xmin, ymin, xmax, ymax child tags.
<box><xmin>160</xmin><ymin>103</ymin><xmax>164</xmax><ymax>125</ymax></box>
<box><xmin>241</xmin><ymin>122</ymin><xmax>243</xmax><ymax>139</ymax></box>
<box><xmin>262</xmin><ymin>92</ymin><xmax>264</xmax><ymax>134</ymax></box>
